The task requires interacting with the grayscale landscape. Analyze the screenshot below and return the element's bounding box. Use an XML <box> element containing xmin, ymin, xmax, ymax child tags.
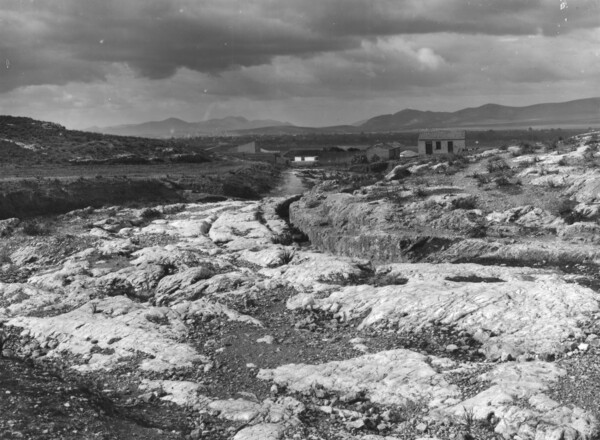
<box><xmin>1</xmin><ymin>1</ymin><xmax>600</xmax><ymax>440</ymax></box>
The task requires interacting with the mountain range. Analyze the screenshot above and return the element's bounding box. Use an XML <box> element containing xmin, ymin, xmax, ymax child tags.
<box><xmin>91</xmin><ymin>98</ymin><xmax>599</xmax><ymax>138</ymax></box>
<box><xmin>356</xmin><ymin>97</ymin><xmax>600</xmax><ymax>132</ymax></box>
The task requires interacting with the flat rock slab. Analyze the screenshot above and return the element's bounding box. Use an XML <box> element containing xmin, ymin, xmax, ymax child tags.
<box><xmin>140</xmin><ymin>380</ymin><xmax>210</xmax><ymax>408</ymax></box>
<box><xmin>261</xmin><ymin>250</ymin><xmax>369</xmax><ymax>291</ymax></box>
<box><xmin>260</xmin><ymin>349</ymin><xmax>598</xmax><ymax>440</ymax></box>
<box><xmin>288</xmin><ymin>263</ymin><xmax>600</xmax><ymax>359</ymax></box>
<box><xmin>258</xmin><ymin>349</ymin><xmax>461</xmax><ymax>408</ymax></box>
<box><xmin>7</xmin><ymin>296</ymin><xmax>204</xmax><ymax>372</ymax></box>
<box><xmin>233</xmin><ymin>423</ymin><xmax>284</xmax><ymax>440</ymax></box>
<box><xmin>438</xmin><ymin>362</ymin><xmax>598</xmax><ymax>440</ymax></box>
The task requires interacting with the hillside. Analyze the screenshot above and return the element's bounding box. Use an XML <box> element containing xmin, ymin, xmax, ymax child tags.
<box><xmin>0</xmin><ymin>115</ymin><xmax>212</xmax><ymax>165</ymax></box>
<box><xmin>91</xmin><ymin>116</ymin><xmax>291</xmax><ymax>138</ymax></box>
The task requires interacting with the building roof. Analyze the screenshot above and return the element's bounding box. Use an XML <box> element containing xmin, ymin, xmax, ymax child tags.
<box><xmin>418</xmin><ymin>130</ymin><xmax>465</xmax><ymax>140</ymax></box>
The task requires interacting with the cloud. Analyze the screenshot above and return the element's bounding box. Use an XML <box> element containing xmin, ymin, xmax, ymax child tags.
<box><xmin>0</xmin><ymin>0</ymin><xmax>598</xmax><ymax>128</ymax></box>
<box><xmin>1</xmin><ymin>0</ymin><xmax>598</xmax><ymax>93</ymax></box>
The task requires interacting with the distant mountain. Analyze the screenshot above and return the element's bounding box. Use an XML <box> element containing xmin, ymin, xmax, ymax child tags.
<box><xmin>90</xmin><ymin>116</ymin><xmax>291</xmax><ymax>138</ymax></box>
<box><xmin>356</xmin><ymin>98</ymin><xmax>600</xmax><ymax>132</ymax></box>
<box><xmin>234</xmin><ymin>97</ymin><xmax>600</xmax><ymax>135</ymax></box>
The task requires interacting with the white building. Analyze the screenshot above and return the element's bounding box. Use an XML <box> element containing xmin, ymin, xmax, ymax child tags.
<box><xmin>418</xmin><ymin>130</ymin><xmax>466</xmax><ymax>155</ymax></box>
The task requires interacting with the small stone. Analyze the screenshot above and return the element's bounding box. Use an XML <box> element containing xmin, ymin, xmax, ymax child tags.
<box><xmin>578</xmin><ymin>343</ymin><xmax>589</xmax><ymax>352</ymax></box>
<box><xmin>246</xmin><ymin>363</ymin><xmax>257</xmax><ymax>368</ymax></box>
<box><xmin>270</xmin><ymin>384</ymin><xmax>279</xmax><ymax>395</ymax></box>
<box><xmin>301</xmin><ymin>296</ymin><xmax>315</xmax><ymax>309</ymax></box>
<box><xmin>353</xmin><ymin>343</ymin><xmax>369</xmax><ymax>352</ymax></box>
<box><xmin>319</xmin><ymin>405</ymin><xmax>333</xmax><ymax>414</ymax></box>
<box><xmin>257</xmin><ymin>335</ymin><xmax>275</xmax><ymax>344</ymax></box>
<box><xmin>445</xmin><ymin>344</ymin><xmax>459</xmax><ymax>352</ymax></box>
<box><xmin>416</xmin><ymin>422</ymin><xmax>428</xmax><ymax>432</ymax></box>
<box><xmin>189</xmin><ymin>428</ymin><xmax>201</xmax><ymax>440</ymax></box>
<box><xmin>138</xmin><ymin>392</ymin><xmax>156</xmax><ymax>403</ymax></box>
<box><xmin>346</xmin><ymin>419</ymin><xmax>365</xmax><ymax>430</ymax></box>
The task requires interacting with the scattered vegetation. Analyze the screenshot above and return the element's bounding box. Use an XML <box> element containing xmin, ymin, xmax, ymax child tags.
<box><xmin>554</xmin><ymin>198</ymin><xmax>583</xmax><ymax>224</ymax></box>
<box><xmin>557</xmin><ymin>157</ymin><xmax>568</xmax><ymax>166</ymax></box>
<box><xmin>21</xmin><ymin>220</ymin><xmax>51</xmax><ymax>236</ymax></box>
<box><xmin>451</xmin><ymin>196</ymin><xmax>478</xmax><ymax>210</ymax></box>
<box><xmin>279</xmin><ymin>248</ymin><xmax>296</xmax><ymax>265</ymax></box>
<box><xmin>139</xmin><ymin>208</ymin><xmax>162</xmax><ymax>220</ymax></box>
<box><xmin>413</xmin><ymin>187</ymin><xmax>428</xmax><ymax>198</ymax></box>
<box><xmin>486</xmin><ymin>157</ymin><xmax>510</xmax><ymax>173</ymax></box>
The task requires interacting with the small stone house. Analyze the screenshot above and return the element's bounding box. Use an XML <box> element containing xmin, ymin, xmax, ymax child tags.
<box><xmin>418</xmin><ymin>130</ymin><xmax>465</xmax><ymax>155</ymax></box>
<box><xmin>365</xmin><ymin>143</ymin><xmax>402</xmax><ymax>162</ymax></box>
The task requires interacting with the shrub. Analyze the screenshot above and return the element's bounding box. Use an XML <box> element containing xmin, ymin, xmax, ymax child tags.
<box><xmin>0</xmin><ymin>248</ymin><xmax>12</xmax><ymax>264</ymax></box>
<box><xmin>279</xmin><ymin>248</ymin><xmax>295</xmax><ymax>265</ymax></box>
<box><xmin>494</xmin><ymin>176</ymin><xmax>512</xmax><ymax>187</ymax></box>
<box><xmin>451</xmin><ymin>196</ymin><xmax>477</xmax><ymax>210</ymax></box>
<box><xmin>470</xmin><ymin>173</ymin><xmax>490</xmax><ymax>186</ymax></box>
<box><xmin>486</xmin><ymin>158</ymin><xmax>509</xmax><ymax>173</ymax></box>
<box><xmin>369</xmin><ymin>162</ymin><xmax>389</xmax><ymax>173</ymax></box>
<box><xmin>554</xmin><ymin>198</ymin><xmax>582</xmax><ymax>224</ymax></box>
<box><xmin>21</xmin><ymin>220</ymin><xmax>50</xmax><ymax>236</ymax></box>
<box><xmin>414</xmin><ymin>186</ymin><xmax>428</xmax><ymax>198</ymax></box>
<box><xmin>271</xmin><ymin>232</ymin><xmax>293</xmax><ymax>245</ymax></box>
<box><xmin>139</xmin><ymin>208</ymin><xmax>162</xmax><ymax>220</ymax></box>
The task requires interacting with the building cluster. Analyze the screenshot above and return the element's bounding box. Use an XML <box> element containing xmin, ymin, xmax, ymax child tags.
<box><xmin>221</xmin><ymin>130</ymin><xmax>466</xmax><ymax>166</ymax></box>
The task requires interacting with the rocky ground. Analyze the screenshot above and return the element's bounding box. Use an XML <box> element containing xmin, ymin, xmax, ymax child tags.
<box><xmin>1</xmin><ymin>132</ymin><xmax>600</xmax><ymax>440</ymax></box>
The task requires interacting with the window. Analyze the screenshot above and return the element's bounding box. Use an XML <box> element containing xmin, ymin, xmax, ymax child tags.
<box><xmin>435</xmin><ymin>141</ymin><xmax>442</xmax><ymax>150</ymax></box>
<box><xmin>448</xmin><ymin>141</ymin><xmax>453</xmax><ymax>149</ymax></box>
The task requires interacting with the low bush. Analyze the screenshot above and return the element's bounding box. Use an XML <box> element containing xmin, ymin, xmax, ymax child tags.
<box><xmin>494</xmin><ymin>176</ymin><xmax>512</xmax><ymax>187</ymax></box>
<box><xmin>21</xmin><ymin>220</ymin><xmax>50</xmax><ymax>236</ymax></box>
<box><xmin>470</xmin><ymin>173</ymin><xmax>490</xmax><ymax>186</ymax></box>
<box><xmin>413</xmin><ymin>186</ymin><xmax>428</xmax><ymax>198</ymax></box>
<box><xmin>451</xmin><ymin>196</ymin><xmax>477</xmax><ymax>210</ymax></box>
<box><xmin>279</xmin><ymin>248</ymin><xmax>295</xmax><ymax>265</ymax></box>
<box><xmin>139</xmin><ymin>208</ymin><xmax>162</xmax><ymax>220</ymax></box>
<box><xmin>557</xmin><ymin>157</ymin><xmax>568</xmax><ymax>166</ymax></box>
<box><xmin>554</xmin><ymin>198</ymin><xmax>582</xmax><ymax>224</ymax></box>
<box><xmin>486</xmin><ymin>157</ymin><xmax>510</xmax><ymax>173</ymax></box>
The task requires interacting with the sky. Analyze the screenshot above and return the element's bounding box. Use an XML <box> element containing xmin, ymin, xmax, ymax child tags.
<box><xmin>0</xmin><ymin>0</ymin><xmax>599</xmax><ymax>129</ymax></box>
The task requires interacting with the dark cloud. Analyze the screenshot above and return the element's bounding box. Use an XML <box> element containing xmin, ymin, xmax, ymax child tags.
<box><xmin>0</xmin><ymin>0</ymin><xmax>357</xmax><ymax>91</ymax></box>
<box><xmin>298</xmin><ymin>0</ymin><xmax>599</xmax><ymax>38</ymax></box>
<box><xmin>1</xmin><ymin>0</ymin><xmax>597</xmax><ymax>93</ymax></box>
